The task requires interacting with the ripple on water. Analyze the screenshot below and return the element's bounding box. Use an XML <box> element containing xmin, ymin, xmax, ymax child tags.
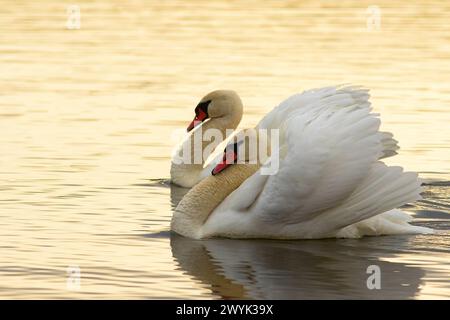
<box><xmin>0</xmin><ymin>0</ymin><xmax>449</xmax><ymax>299</ymax></box>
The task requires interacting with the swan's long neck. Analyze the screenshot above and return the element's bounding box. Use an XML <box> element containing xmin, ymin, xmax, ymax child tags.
<box><xmin>170</xmin><ymin>115</ymin><xmax>240</xmax><ymax>187</ymax></box>
<box><xmin>171</xmin><ymin>164</ymin><xmax>260</xmax><ymax>239</ymax></box>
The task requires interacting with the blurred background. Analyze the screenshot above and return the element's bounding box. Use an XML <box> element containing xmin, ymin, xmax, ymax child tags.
<box><xmin>0</xmin><ymin>0</ymin><xmax>448</xmax><ymax>299</ymax></box>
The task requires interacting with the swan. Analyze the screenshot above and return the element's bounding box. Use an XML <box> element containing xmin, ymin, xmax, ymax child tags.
<box><xmin>170</xmin><ymin>90</ymin><xmax>243</xmax><ymax>187</ymax></box>
<box><xmin>171</xmin><ymin>85</ymin><xmax>434</xmax><ymax>239</ymax></box>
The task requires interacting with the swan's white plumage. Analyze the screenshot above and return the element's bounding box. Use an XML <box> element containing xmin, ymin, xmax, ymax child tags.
<box><xmin>200</xmin><ymin>86</ymin><xmax>432</xmax><ymax>239</ymax></box>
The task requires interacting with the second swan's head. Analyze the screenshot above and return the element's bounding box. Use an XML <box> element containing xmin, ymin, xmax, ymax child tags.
<box><xmin>187</xmin><ymin>90</ymin><xmax>244</xmax><ymax>132</ymax></box>
<box><xmin>211</xmin><ymin>129</ymin><xmax>271</xmax><ymax>175</ymax></box>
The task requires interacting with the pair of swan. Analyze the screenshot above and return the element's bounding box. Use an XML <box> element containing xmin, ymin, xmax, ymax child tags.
<box><xmin>170</xmin><ymin>86</ymin><xmax>433</xmax><ymax>239</ymax></box>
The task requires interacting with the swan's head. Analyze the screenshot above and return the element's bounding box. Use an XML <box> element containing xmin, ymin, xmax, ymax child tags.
<box><xmin>211</xmin><ymin>129</ymin><xmax>270</xmax><ymax>175</ymax></box>
<box><xmin>187</xmin><ymin>90</ymin><xmax>243</xmax><ymax>132</ymax></box>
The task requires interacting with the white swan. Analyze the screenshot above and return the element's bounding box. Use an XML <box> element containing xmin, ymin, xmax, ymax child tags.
<box><xmin>171</xmin><ymin>86</ymin><xmax>433</xmax><ymax>239</ymax></box>
<box><xmin>170</xmin><ymin>90</ymin><xmax>243</xmax><ymax>187</ymax></box>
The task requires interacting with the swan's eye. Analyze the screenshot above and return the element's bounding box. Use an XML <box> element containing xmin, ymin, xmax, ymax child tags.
<box><xmin>194</xmin><ymin>100</ymin><xmax>211</xmax><ymax>116</ymax></box>
<box><xmin>187</xmin><ymin>100</ymin><xmax>211</xmax><ymax>132</ymax></box>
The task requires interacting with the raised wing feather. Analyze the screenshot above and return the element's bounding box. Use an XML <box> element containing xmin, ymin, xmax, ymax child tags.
<box><xmin>251</xmin><ymin>87</ymin><xmax>383</xmax><ymax>224</ymax></box>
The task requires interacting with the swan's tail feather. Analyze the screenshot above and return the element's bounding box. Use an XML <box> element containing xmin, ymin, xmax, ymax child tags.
<box><xmin>310</xmin><ymin>162</ymin><xmax>426</xmax><ymax>237</ymax></box>
<box><xmin>335</xmin><ymin>209</ymin><xmax>434</xmax><ymax>238</ymax></box>
<box><xmin>379</xmin><ymin>131</ymin><xmax>399</xmax><ymax>159</ymax></box>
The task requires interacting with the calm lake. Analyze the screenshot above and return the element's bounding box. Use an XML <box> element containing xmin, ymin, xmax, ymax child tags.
<box><xmin>0</xmin><ymin>0</ymin><xmax>449</xmax><ymax>299</ymax></box>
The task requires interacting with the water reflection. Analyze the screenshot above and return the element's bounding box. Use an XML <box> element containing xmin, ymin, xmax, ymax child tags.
<box><xmin>171</xmin><ymin>234</ymin><xmax>425</xmax><ymax>299</ymax></box>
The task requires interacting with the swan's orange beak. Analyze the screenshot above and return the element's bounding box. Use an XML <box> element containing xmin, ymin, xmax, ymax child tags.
<box><xmin>212</xmin><ymin>149</ymin><xmax>237</xmax><ymax>175</ymax></box>
<box><xmin>187</xmin><ymin>109</ymin><xmax>208</xmax><ymax>132</ymax></box>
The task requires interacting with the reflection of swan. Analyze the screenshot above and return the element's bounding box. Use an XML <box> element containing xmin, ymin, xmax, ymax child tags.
<box><xmin>170</xmin><ymin>90</ymin><xmax>243</xmax><ymax>187</ymax></box>
<box><xmin>170</xmin><ymin>234</ymin><xmax>425</xmax><ymax>299</ymax></box>
<box><xmin>171</xmin><ymin>86</ymin><xmax>433</xmax><ymax>239</ymax></box>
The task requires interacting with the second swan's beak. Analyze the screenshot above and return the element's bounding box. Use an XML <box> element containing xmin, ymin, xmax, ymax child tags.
<box><xmin>187</xmin><ymin>109</ymin><xmax>208</xmax><ymax>132</ymax></box>
<box><xmin>187</xmin><ymin>119</ymin><xmax>201</xmax><ymax>132</ymax></box>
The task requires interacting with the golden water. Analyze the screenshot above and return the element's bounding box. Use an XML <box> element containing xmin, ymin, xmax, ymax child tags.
<box><xmin>0</xmin><ymin>0</ymin><xmax>449</xmax><ymax>298</ymax></box>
